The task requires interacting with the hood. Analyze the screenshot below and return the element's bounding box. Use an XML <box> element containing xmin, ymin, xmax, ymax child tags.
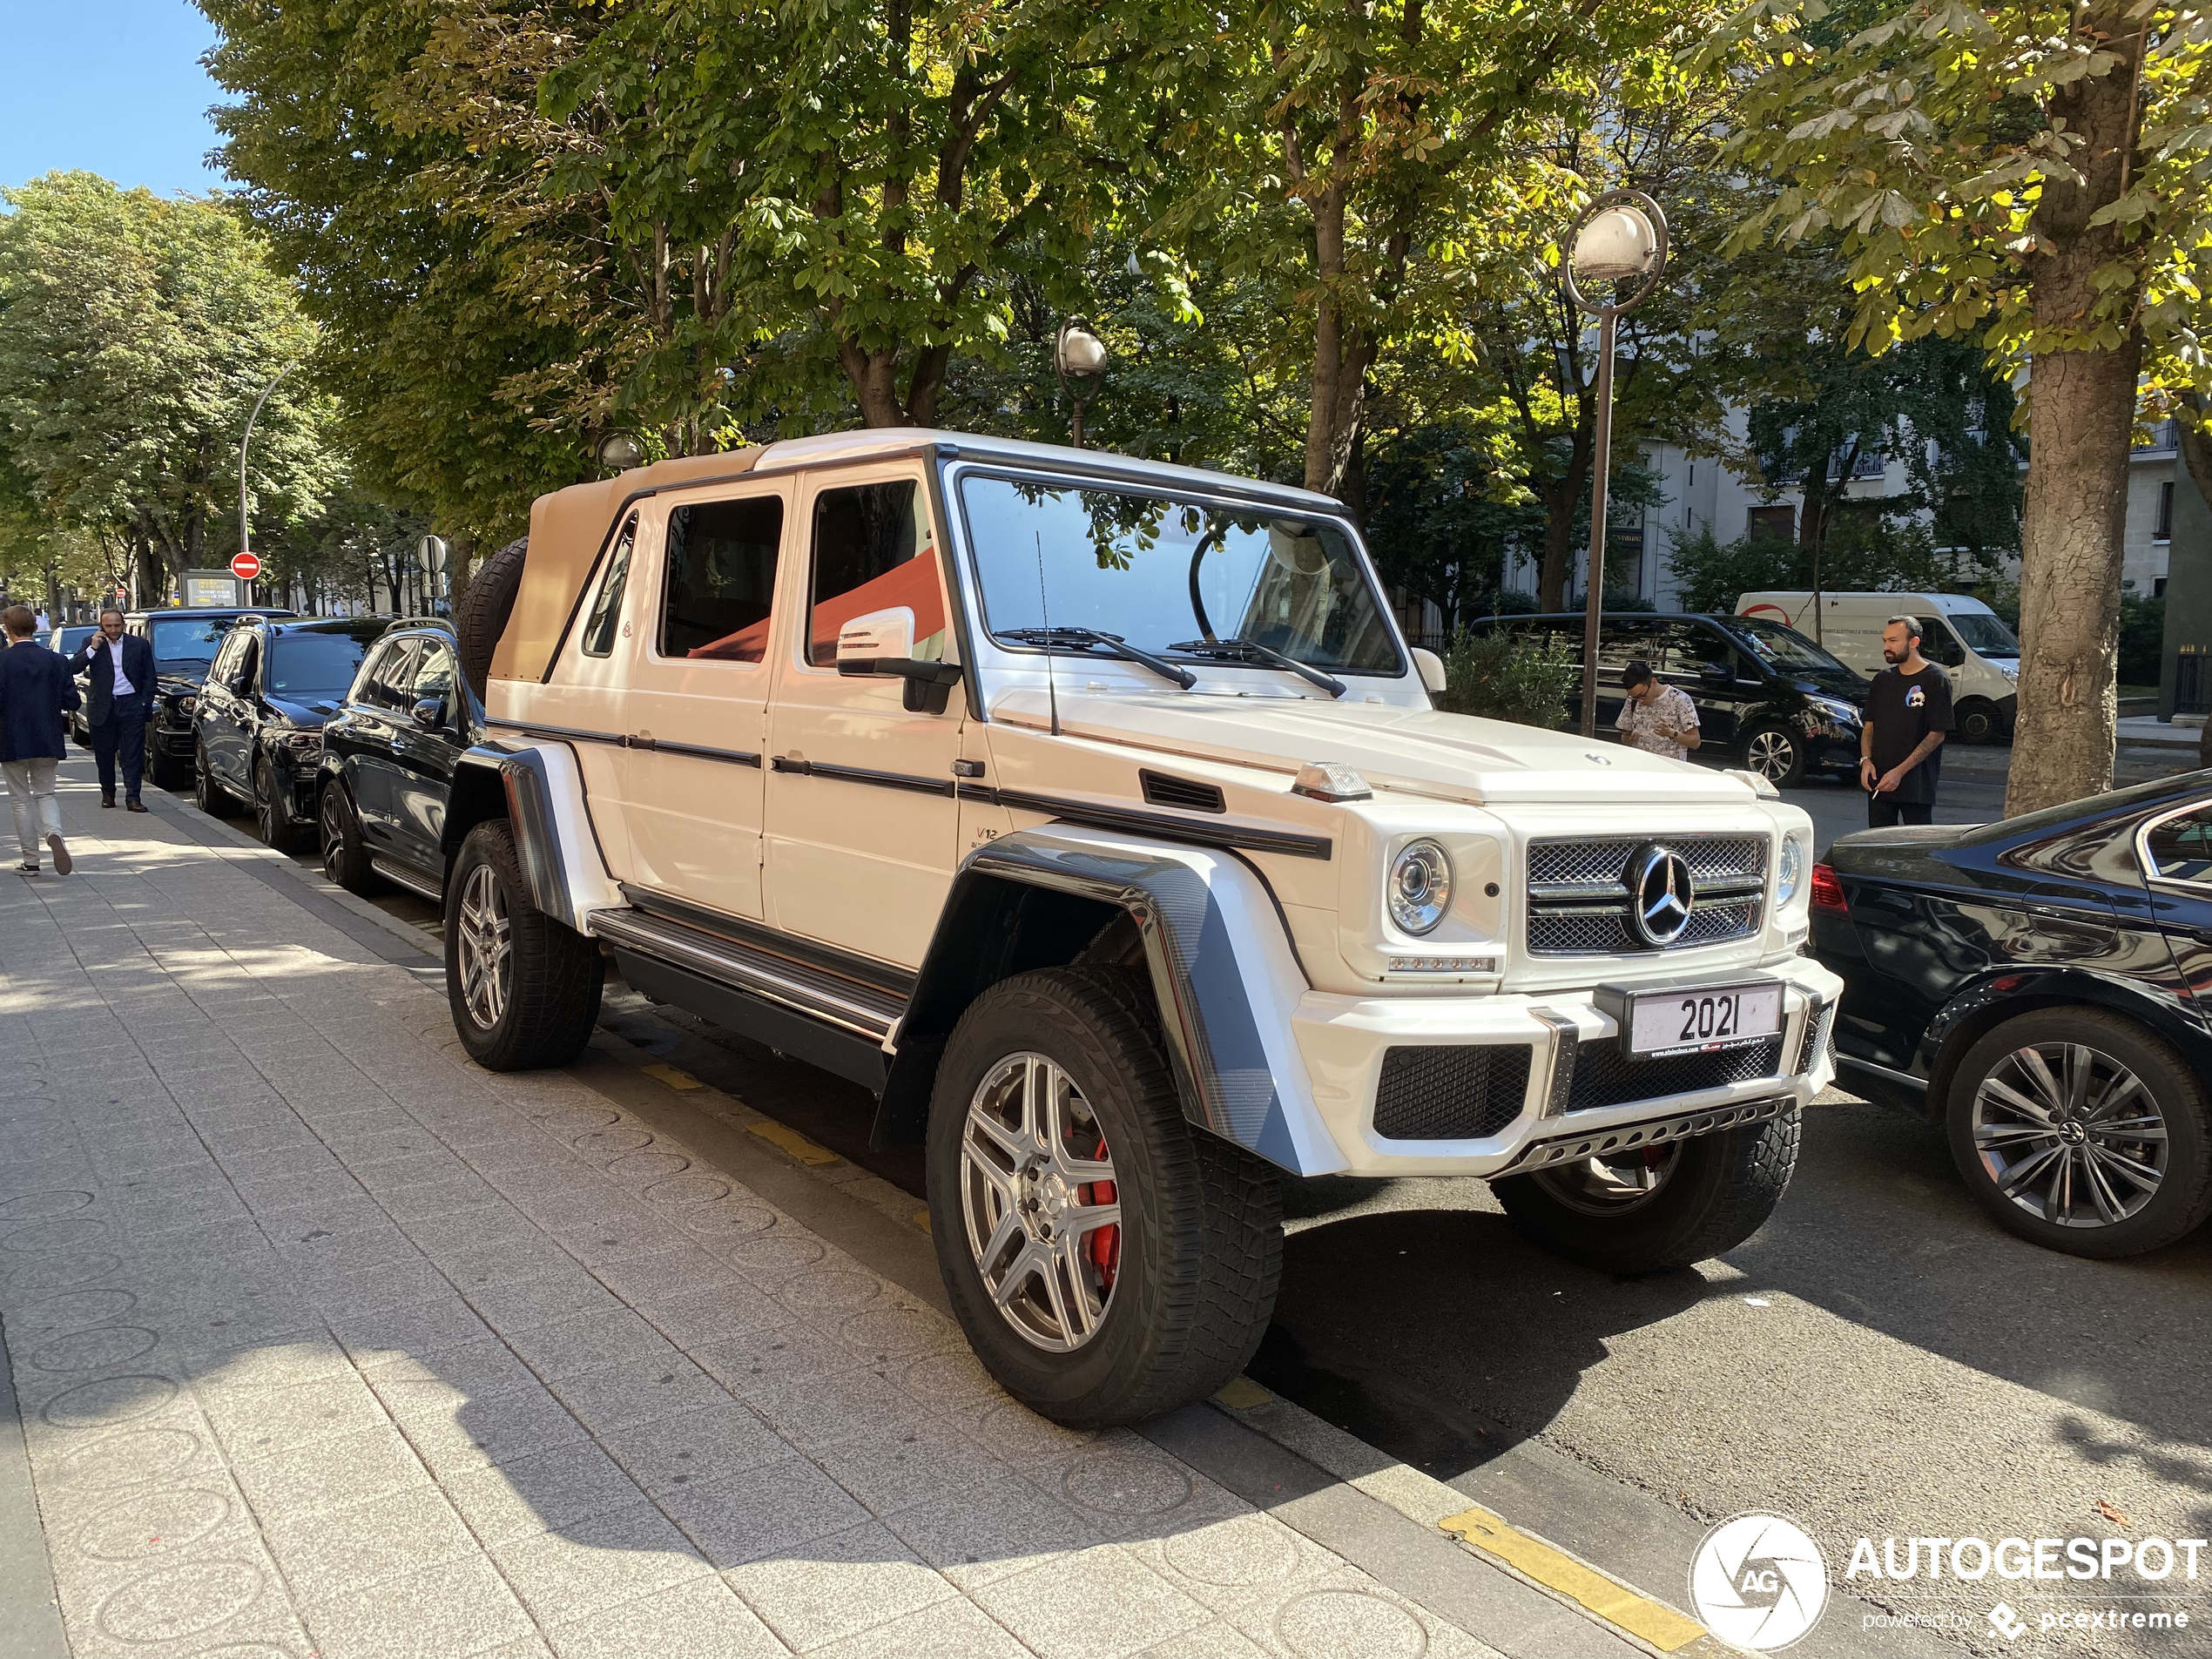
<box><xmin>1791</xmin><ymin>671</ymin><xmax>1868</xmax><ymax>705</ymax></box>
<box><xmin>264</xmin><ymin>696</ymin><xmax>340</xmax><ymax>728</ymax></box>
<box><xmin>989</xmin><ymin>689</ymin><xmax>1760</xmax><ymax>806</ymax></box>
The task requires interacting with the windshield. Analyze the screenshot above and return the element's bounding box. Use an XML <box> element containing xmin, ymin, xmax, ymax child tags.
<box><xmin>1946</xmin><ymin>610</ymin><xmax>2020</xmax><ymax>655</ymax></box>
<box><xmin>53</xmin><ymin>627</ymin><xmax>94</xmax><ymax>654</ymax></box>
<box><xmin>148</xmin><ymin>617</ymin><xmax>236</xmax><ymax>672</ymax></box>
<box><xmin>268</xmin><ymin>633</ymin><xmax>370</xmax><ymax>698</ymax></box>
<box><xmin>960</xmin><ymin>475</ymin><xmax>1403</xmax><ymax>675</ymax></box>
<box><xmin>1726</xmin><ymin>617</ymin><xmax>1858</xmax><ymax>678</ymax></box>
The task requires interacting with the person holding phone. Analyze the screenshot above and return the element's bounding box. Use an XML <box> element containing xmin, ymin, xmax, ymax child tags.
<box><xmin>1860</xmin><ymin>615</ymin><xmax>1952</xmax><ymax>827</ymax></box>
<box><xmin>1615</xmin><ymin>660</ymin><xmax>1702</xmax><ymax>762</ymax></box>
<box><xmin>66</xmin><ymin>607</ymin><xmax>156</xmax><ymax>812</ymax></box>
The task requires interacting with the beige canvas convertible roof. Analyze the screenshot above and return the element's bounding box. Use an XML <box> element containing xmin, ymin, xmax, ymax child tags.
<box><xmin>489</xmin><ymin>447</ymin><xmax>765</xmax><ymax>685</ymax></box>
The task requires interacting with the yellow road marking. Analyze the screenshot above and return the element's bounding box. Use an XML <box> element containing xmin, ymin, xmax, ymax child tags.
<box><xmin>747</xmin><ymin>1119</ymin><xmax>840</xmax><ymax>1165</ymax></box>
<box><xmin>911</xmin><ymin>1210</ymin><xmax>933</xmax><ymax>1236</ymax></box>
<box><xmin>1213</xmin><ymin>1376</ymin><xmax>1274</xmax><ymax>1409</ymax></box>
<box><xmin>642</xmin><ymin>1062</ymin><xmax>704</xmax><ymax>1090</ymax></box>
<box><xmin>1440</xmin><ymin>1506</ymin><xmax>1707</xmax><ymax>1652</ymax></box>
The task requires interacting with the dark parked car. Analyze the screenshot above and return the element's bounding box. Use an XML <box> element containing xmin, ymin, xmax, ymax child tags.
<box><xmin>48</xmin><ymin>625</ymin><xmax>98</xmax><ymax>744</ymax></box>
<box><xmin>315</xmin><ymin>624</ymin><xmax>480</xmax><ymax>901</ymax></box>
<box><xmin>192</xmin><ymin>617</ymin><xmax>387</xmax><ymax>850</ymax></box>
<box><xmin>1467</xmin><ymin>611</ymin><xmax>1869</xmax><ymax>786</ymax></box>
<box><xmin>131</xmin><ymin>607</ymin><xmax>298</xmax><ymax>790</ymax></box>
<box><xmin>1812</xmin><ymin>772</ymin><xmax>2212</xmax><ymax>1258</ymax></box>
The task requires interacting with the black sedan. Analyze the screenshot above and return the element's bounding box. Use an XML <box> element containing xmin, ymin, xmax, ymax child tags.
<box><xmin>315</xmin><ymin>623</ymin><xmax>478</xmax><ymax>902</ymax></box>
<box><xmin>192</xmin><ymin>617</ymin><xmax>388</xmax><ymax>851</ymax></box>
<box><xmin>1812</xmin><ymin>772</ymin><xmax>2212</xmax><ymax>1258</ymax></box>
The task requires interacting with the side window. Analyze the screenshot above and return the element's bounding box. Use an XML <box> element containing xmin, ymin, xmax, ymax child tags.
<box><xmin>233</xmin><ymin>635</ymin><xmax>262</xmax><ymax>691</ymax></box>
<box><xmin>662</xmin><ymin>496</ymin><xmax>783</xmax><ymax>662</ymax></box>
<box><xmin>581</xmin><ymin>516</ymin><xmax>638</xmax><ymax>658</ymax></box>
<box><xmin>207</xmin><ymin>633</ymin><xmax>242</xmax><ymax>687</ymax></box>
<box><xmin>410</xmin><ymin>642</ymin><xmax>456</xmax><ymax>711</ymax></box>
<box><xmin>806</xmin><ymin>480</ymin><xmax>945</xmax><ymax>667</ymax></box>
<box><xmin>1917</xmin><ymin>619</ymin><xmax>1966</xmax><ymax>668</ymax></box>
<box><xmin>2144</xmin><ymin>807</ymin><xmax>2212</xmax><ymax>887</ymax></box>
<box><xmin>368</xmin><ymin>641</ymin><xmax>421</xmax><ymax>710</ymax></box>
<box><xmin>350</xmin><ymin>641</ymin><xmax>395</xmax><ymax>706</ymax></box>
<box><xmin>1597</xmin><ymin>622</ymin><xmax>1653</xmax><ymax>673</ymax></box>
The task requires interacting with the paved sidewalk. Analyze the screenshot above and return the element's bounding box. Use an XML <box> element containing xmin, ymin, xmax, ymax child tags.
<box><xmin>0</xmin><ymin>765</ymin><xmax>1498</xmax><ymax>1659</ymax></box>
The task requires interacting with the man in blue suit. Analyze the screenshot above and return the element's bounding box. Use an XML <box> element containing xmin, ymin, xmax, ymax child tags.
<box><xmin>0</xmin><ymin>604</ymin><xmax>81</xmax><ymax>874</ymax></box>
<box><xmin>67</xmin><ymin>608</ymin><xmax>156</xmax><ymax>812</ymax></box>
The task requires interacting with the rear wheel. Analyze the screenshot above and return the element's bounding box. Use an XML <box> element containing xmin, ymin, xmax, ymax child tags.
<box><xmin>445</xmin><ymin>819</ymin><xmax>603</xmax><ymax>1070</ymax></box>
<box><xmin>1946</xmin><ymin>1008</ymin><xmax>2212</xmax><ymax>1258</ymax></box>
<box><xmin>927</xmin><ymin>968</ymin><xmax>1283</xmax><ymax>1426</ymax></box>
<box><xmin>320</xmin><ymin>782</ymin><xmax>379</xmax><ymax>896</ymax></box>
<box><xmin>1494</xmin><ymin>1110</ymin><xmax>1800</xmax><ymax>1273</ymax></box>
<box><xmin>1741</xmin><ymin>725</ymin><xmax>1806</xmax><ymax>788</ymax></box>
<box><xmin>1954</xmin><ymin>698</ymin><xmax>2001</xmax><ymax>745</ymax></box>
<box><xmin>193</xmin><ymin>742</ymin><xmax>233</xmax><ymax>816</ymax></box>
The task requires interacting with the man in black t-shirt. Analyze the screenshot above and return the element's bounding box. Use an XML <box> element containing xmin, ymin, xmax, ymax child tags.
<box><xmin>1860</xmin><ymin>615</ymin><xmax>1953</xmax><ymax>827</ymax></box>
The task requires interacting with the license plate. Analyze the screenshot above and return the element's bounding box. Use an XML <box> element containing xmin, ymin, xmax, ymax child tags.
<box><xmin>1626</xmin><ymin>982</ymin><xmax>1782</xmax><ymax>1059</ymax></box>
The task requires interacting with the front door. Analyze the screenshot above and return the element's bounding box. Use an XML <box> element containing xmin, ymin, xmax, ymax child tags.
<box><xmin>388</xmin><ymin>636</ymin><xmax>468</xmax><ymax>880</ymax></box>
<box><xmin>762</xmin><ymin>464</ymin><xmax>964</xmax><ymax>968</ymax></box>
<box><xmin>614</xmin><ymin>482</ymin><xmax>790</xmax><ymax>921</ymax></box>
<box><xmin>347</xmin><ymin>637</ymin><xmax>420</xmax><ymax>849</ymax></box>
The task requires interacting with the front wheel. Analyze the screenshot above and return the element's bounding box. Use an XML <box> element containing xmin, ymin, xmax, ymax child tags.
<box><xmin>1741</xmin><ymin>725</ymin><xmax>1806</xmax><ymax>788</ymax></box>
<box><xmin>1494</xmin><ymin>1110</ymin><xmax>1800</xmax><ymax>1273</ymax></box>
<box><xmin>1954</xmin><ymin>698</ymin><xmax>2001</xmax><ymax>745</ymax></box>
<box><xmin>320</xmin><ymin>781</ymin><xmax>379</xmax><ymax>896</ymax></box>
<box><xmin>445</xmin><ymin>819</ymin><xmax>603</xmax><ymax>1070</ymax></box>
<box><xmin>1946</xmin><ymin>1009</ymin><xmax>2212</xmax><ymax>1258</ymax></box>
<box><xmin>254</xmin><ymin>758</ymin><xmax>302</xmax><ymax>853</ymax></box>
<box><xmin>927</xmin><ymin>967</ymin><xmax>1283</xmax><ymax>1427</ymax></box>
<box><xmin>193</xmin><ymin>741</ymin><xmax>233</xmax><ymax>816</ymax></box>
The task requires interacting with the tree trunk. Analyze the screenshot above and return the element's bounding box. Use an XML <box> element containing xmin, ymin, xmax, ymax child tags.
<box><xmin>1536</xmin><ymin>490</ymin><xmax>1576</xmax><ymax>611</ymax></box>
<box><xmin>2005</xmin><ymin>17</ymin><xmax>2148</xmax><ymax>817</ymax></box>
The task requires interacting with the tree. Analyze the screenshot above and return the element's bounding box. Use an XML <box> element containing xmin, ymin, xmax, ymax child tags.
<box><xmin>0</xmin><ymin>172</ymin><xmax>334</xmax><ymax>599</ymax></box>
<box><xmin>1709</xmin><ymin>0</ymin><xmax>2212</xmax><ymax>813</ymax></box>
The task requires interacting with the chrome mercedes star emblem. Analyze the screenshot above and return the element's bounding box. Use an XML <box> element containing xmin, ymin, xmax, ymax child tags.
<box><xmin>1629</xmin><ymin>843</ymin><xmax>1695</xmax><ymax>947</ymax></box>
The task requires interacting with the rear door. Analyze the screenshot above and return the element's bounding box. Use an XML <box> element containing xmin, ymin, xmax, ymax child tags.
<box><xmin>1595</xmin><ymin>619</ymin><xmax>1653</xmax><ymax>732</ymax></box>
<box><xmin>1670</xmin><ymin>620</ymin><xmax>1744</xmax><ymax>747</ymax></box>
<box><xmin>761</xmin><ymin>465</ymin><xmax>964</xmax><ymax>967</ymax></box>
<box><xmin>2139</xmin><ymin>799</ymin><xmax>2212</xmax><ymax>1028</ymax></box>
<box><xmin>614</xmin><ymin>482</ymin><xmax>791</xmax><ymax>921</ymax></box>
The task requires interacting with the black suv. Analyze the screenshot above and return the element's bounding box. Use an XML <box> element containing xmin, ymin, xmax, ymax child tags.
<box><xmin>315</xmin><ymin>623</ymin><xmax>480</xmax><ymax>901</ymax></box>
<box><xmin>191</xmin><ymin>617</ymin><xmax>388</xmax><ymax>850</ymax></box>
<box><xmin>129</xmin><ymin>607</ymin><xmax>298</xmax><ymax>790</ymax></box>
<box><xmin>1466</xmin><ymin>611</ymin><xmax>1870</xmax><ymax>786</ymax></box>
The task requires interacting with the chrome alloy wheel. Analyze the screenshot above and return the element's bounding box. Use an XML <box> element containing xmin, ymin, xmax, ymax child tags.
<box><xmin>959</xmin><ymin>1054</ymin><xmax>1122</xmax><ymax>1352</ymax></box>
<box><xmin>320</xmin><ymin>788</ymin><xmax>348</xmax><ymax>883</ymax></box>
<box><xmin>455</xmin><ymin>863</ymin><xmax>514</xmax><ymax>1032</ymax></box>
<box><xmin>1745</xmin><ymin>728</ymin><xmax>1797</xmax><ymax>781</ymax></box>
<box><xmin>1530</xmin><ymin>1143</ymin><xmax>1682</xmax><ymax>1215</ymax></box>
<box><xmin>1972</xmin><ymin>1042</ymin><xmax>2167</xmax><ymax>1228</ymax></box>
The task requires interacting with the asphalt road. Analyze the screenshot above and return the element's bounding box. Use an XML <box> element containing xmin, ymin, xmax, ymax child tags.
<box><xmin>189</xmin><ymin>740</ymin><xmax>2212</xmax><ymax>1657</ymax></box>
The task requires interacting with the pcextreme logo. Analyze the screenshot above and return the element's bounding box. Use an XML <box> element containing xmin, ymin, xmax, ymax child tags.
<box><xmin>1689</xmin><ymin>1513</ymin><xmax>1831</xmax><ymax>1651</ymax></box>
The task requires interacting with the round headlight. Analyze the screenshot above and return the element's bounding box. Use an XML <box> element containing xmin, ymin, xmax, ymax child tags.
<box><xmin>1777</xmin><ymin>835</ymin><xmax>1806</xmax><ymax>906</ymax></box>
<box><xmin>1388</xmin><ymin>840</ymin><xmax>1453</xmax><ymax>935</ymax></box>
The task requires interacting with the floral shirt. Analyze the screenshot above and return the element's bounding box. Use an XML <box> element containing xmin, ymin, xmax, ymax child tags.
<box><xmin>1615</xmin><ymin>685</ymin><xmax>1700</xmax><ymax>761</ymax></box>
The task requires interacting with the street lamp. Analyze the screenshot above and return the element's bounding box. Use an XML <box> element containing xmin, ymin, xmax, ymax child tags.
<box><xmin>1054</xmin><ymin>320</ymin><xmax>1107</xmax><ymax>448</ymax></box>
<box><xmin>239</xmin><ymin>362</ymin><xmax>297</xmax><ymax>607</ymax></box>
<box><xmin>1562</xmin><ymin>189</ymin><xmax>1669</xmax><ymax>739</ymax></box>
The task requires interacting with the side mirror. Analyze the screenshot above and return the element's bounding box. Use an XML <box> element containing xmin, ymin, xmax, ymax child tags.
<box><xmin>835</xmin><ymin>605</ymin><xmax>962</xmax><ymax>714</ymax></box>
<box><xmin>410</xmin><ymin>696</ymin><xmax>446</xmax><ymax>730</ymax></box>
<box><xmin>1411</xmin><ymin>646</ymin><xmax>1447</xmax><ymax>694</ymax></box>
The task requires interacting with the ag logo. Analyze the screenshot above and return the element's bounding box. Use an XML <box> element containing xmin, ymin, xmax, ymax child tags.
<box><xmin>1689</xmin><ymin>1513</ymin><xmax>1829</xmax><ymax>1650</ymax></box>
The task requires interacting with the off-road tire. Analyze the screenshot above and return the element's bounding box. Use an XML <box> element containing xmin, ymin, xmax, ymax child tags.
<box><xmin>1946</xmin><ymin>1008</ymin><xmax>2212</xmax><ymax>1259</ymax></box>
<box><xmin>927</xmin><ymin>966</ymin><xmax>1283</xmax><ymax>1427</ymax></box>
<box><xmin>146</xmin><ymin>729</ymin><xmax>189</xmax><ymax>791</ymax></box>
<box><xmin>320</xmin><ymin>779</ymin><xmax>378</xmax><ymax>896</ymax></box>
<box><xmin>193</xmin><ymin>742</ymin><xmax>233</xmax><ymax>816</ymax></box>
<box><xmin>445</xmin><ymin>819</ymin><xmax>603</xmax><ymax>1071</ymax></box>
<box><xmin>455</xmin><ymin>536</ymin><xmax>529</xmax><ymax>698</ymax></box>
<box><xmin>254</xmin><ymin>757</ymin><xmax>302</xmax><ymax>853</ymax></box>
<box><xmin>1494</xmin><ymin>1109</ymin><xmax>1801</xmax><ymax>1274</ymax></box>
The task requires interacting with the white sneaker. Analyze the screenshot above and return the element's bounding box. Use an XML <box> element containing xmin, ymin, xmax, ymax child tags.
<box><xmin>47</xmin><ymin>834</ymin><xmax>71</xmax><ymax>876</ymax></box>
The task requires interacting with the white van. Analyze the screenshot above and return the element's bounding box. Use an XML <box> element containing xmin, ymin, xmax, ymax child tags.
<box><xmin>1737</xmin><ymin>591</ymin><xmax>2021</xmax><ymax>743</ymax></box>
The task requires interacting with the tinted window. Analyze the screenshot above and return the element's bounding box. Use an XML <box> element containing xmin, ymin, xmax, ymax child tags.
<box><xmin>581</xmin><ymin>516</ymin><xmax>637</xmax><ymax>658</ymax></box>
<box><xmin>1728</xmin><ymin>616</ymin><xmax>1856</xmax><ymax>677</ymax></box>
<box><xmin>267</xmin><ymin>633</ymin><xmax>369</xmax><ymax>698</ymax></box>
<box><xmin>663</xmin><ymin>497</ymin><xmax>782</xmax><ymax>661</ymax></box>
<box><xmin>410</xmin><ymin>641</ymin><xmax>456</xmax><ymax>708</ymax></box>
<box><xmin>1916</xmin><ymin>618</ymin><xmax>1966</xmax><ymax>668</ymax></box>
<box><xmin>365</xmin><ymin>640</ymin><xmax>421</xmax><ymax>709</ymax></box>
<box><xmin>810</xmin><ymin>482</ymin><xmax>936</xmax><ymax>666</ymax></box>
<box><xmin>154</xmin><ymin>617</ymin><xmax>233</xmax><ymax>672</ymax></box>
<box><xmin>1597</xmin><ymin>621</ymin><xmax>1654</xmax><ymax>672</ymax></box>
<box><xmin>2144</xmin><ymin>807</ymin><xmax>2212</xmax><ymax>887</ymax></box>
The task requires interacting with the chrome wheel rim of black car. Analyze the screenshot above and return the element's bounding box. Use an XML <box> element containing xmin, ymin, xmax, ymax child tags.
<box><xmin>320</xmin><ymin>789</ymin><xmax>347</xmax><ymax>881</ymax></box>
<box><xmin>455</xmin><ymin>864</ymin><xmax>513</xmax><ymax>1032</ymax></box>
<box><xmin>1971</xmin><ymin>1042</ymin><xmax>2167</xmax><ymax>1229</ymax></box>
<box><xmin>1531</xmin><ymin>1143</ymin><xmax>1682</xmax><ymax>1214</ymax></box>
<box><xmin>1745</xmin><ymin>729</ymin><xmax>1796</xmax><ymax>780</ymax></box>
<box><xmin>256</xmin><ymin>765</ymin><xmax>280</xmax><ymax>844</ymax></box>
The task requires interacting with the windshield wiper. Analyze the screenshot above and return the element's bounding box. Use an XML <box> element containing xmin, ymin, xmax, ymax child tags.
<box><xmin>998</xmin><ymin>627</ymin><xmax>1197</xmax><ymax>690</ymax></box>
<box><xmin>1169</xmin><ymin>637</ymin><xmax>1345</xmax><ymax>698</ymax></box>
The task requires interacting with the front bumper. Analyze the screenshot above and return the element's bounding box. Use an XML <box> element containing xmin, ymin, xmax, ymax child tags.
<box><xmin>1807</xmin><ymin>729</ymin><xmax>1863</xmax><ymax>772</ymax></box>
<box><xmin>1291</xmin><ymin>953</ymin><xmax>1841</xmax><ymax>1177</ymax></box>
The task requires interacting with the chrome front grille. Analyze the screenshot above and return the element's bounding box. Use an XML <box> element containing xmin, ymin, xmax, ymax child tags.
<box><xmin>1525</xmin><ymin>833</ymin><xmax>1769</xmax><ymax>955</ymax></box>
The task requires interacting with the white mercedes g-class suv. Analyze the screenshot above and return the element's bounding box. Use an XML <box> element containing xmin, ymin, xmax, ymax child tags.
<box><xmin>440</xmin><ymin>429</ymin><xmax>1841</xmax><ymax>1427</ymax></box>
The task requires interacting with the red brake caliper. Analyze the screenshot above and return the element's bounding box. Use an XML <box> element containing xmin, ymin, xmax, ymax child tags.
<box><xmin>1081</xmin><ymin>1136</ymin><xmax>1119</xmax><ymax>1291</ymax></box>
